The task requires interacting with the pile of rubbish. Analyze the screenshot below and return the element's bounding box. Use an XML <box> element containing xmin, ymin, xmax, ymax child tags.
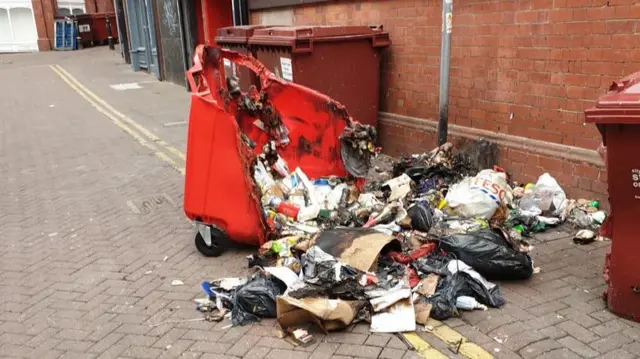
<box><xmin>195</xmin><ymin>139</ymin><xmax>608</xmax><ymax>339</ymax></box>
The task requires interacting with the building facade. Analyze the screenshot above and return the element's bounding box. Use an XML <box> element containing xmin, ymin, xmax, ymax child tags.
<box><xmin>121</xmin><ymin>0</ymin><xmax>235</xmax><ymax>85</ymax></box>
<box><xmin>0</xmin><ymin>0</ymin><xmax>111</xmax><ymax>52</ymax></box>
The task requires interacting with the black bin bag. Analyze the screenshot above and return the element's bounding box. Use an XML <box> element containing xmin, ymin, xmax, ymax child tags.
<box><xmin>437</xmin><ymin>229</ymin><xmax>534</xmax><ymax>280</ymax></box>
<box><xmin>426</xmin><ymin>270</ymin><xmax>505</xmax><ymax>320</ymax></box>
<box><xmin>231</xmin><ymin>274</ymin><xmax>286</xmax><ymax>326</ymax></box>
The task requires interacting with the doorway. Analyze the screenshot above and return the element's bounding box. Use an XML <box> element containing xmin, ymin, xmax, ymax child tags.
<box><xmin>126</xmin><ymin>0</ymin><xmax>160</xmax><ymax>78</ymax></box>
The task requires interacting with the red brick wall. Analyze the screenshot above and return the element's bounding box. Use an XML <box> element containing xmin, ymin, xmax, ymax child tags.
<box><xmin>280</xmin><ymin>0</ymin><xmax>640</xmax><ymax>151</ymax></box>
<box><xmin>32</xmin><ymin>0</ymin><xmax>58</xmax><ymax>51</ymax></box>
<box><xmin>247</xmin><ymin>0</ymin><xmax>634</xmax><ymax>202</ymax></box>
<box><xmin>85</xmin><ymin>0</ymin><xmax>115</xmax><ymax>13</ymax></box>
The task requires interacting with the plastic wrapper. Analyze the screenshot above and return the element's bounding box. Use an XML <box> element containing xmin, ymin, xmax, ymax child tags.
<box><xmin>519</xmin><ymin>173</ymin><xmax>567</xmax><ymax>217</ymax></box>
<box><xmin>291</xmin><ymin>246</ymin><xmax>367</xmax><ymax>300</ymax></box>
<box><xmin>437</xmin><ymin>229</ymin><xmax>534</xmax><ymax>280</ymax></box>
<box><xmin>428</xmin><ymin>218</ymin><xmax>488</xmax><ymax>238</ymax></box>
<box><xmin>326</xmin><ymin>184</ymin><xmax>348</xmax><ymax>210</ymax></box>
<box><xmin>388</xmin><ymin>243</ymin><xmax>437</xmax><ymax>264</ymax></box>
<box><xmin>382</xmin><ymin>174</ymin><xmax>412</xmax><ymax>201</ymax></box>
<box><xmin>231</xmin><ymin>274</ymin><xmax>287</xmax><ymax>326</ymax></box>
<box><xmin>574</xmin><ymin>229</ymin><xmax>596</xmax><ymax>245</ymax></box>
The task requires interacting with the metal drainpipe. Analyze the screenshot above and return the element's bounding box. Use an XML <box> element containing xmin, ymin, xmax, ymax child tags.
<box><xmin>231</xmin><ymin>0</ymin><xmax>237</xmax><ymax>26</ymax></box>
<box><xmin>232</xmin><ymin>0</ymin><xmax>248</xmax><ymax>26</ymax></box>
<box><xmin>437</xmin><ymin>0</ymin><xmax>453</xmax><ymax>146</ymax></box>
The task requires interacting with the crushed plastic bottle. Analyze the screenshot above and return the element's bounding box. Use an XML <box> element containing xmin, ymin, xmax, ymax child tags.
<box><xmin>455</xmin><ymin>296</ymin><xmax>488</xmax><ymax>311</ymax></box>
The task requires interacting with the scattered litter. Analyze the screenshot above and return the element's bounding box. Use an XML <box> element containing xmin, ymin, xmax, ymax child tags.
<box><xmin>171</xmin><ymin>280</ymin><xmax>184</xmax><ymax>286</ymax></box>
<box><xmin>163</xmin><ymin>256</ymin><xmax>168</xmax><ymax>262</ymax></box>
<box><xmin>456</xmin><ymin>296</ymin><xmax>488</xmax><ymax>311</ymax></box>
<box><xmin>287</xmin><ymin>328</ymin><xmax>316</xmax><ymax>346</ymax></box>
<box><xmin>110</xmin><ymin>82</ymin><xmax>143</xmax><ymax>91</ymax></box>
<box><xmin>493</xmin><ymin>335</ymin><xmax>508</xmax><ymax>344</ymax></box>
<box><xmin>217</xmin><ymin>277</ymin><xmax>248</xmax><ymax>291</ymax></box>
<box><xmin>574</xmin><ymin>229</ymin><xmax>596</xmax><ymax>245</ymax></box>
<box><xmin>184</xmin><ymin>48</ymin><xmax>611</xmax><ymax>339</ymax></box>
<box><xmin>48</xmin><ymin>232</ymin><xmax>58</xmax><ymax>237</ymax></box>
<box><xmin>145</xmin><ymin>271</ymin><xmax>153</xmax><ymax>275</ymax></box>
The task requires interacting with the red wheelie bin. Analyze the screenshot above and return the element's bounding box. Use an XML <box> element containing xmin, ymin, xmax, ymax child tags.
<box><xmin>184</xmin><ymin>46</ymin><xmax>366</xmax><ymax>256</ymax></box>
<box><xmin>585</xmin><ymin>72</ymin><xmax>640</xmax><ymax>322</ymax></box>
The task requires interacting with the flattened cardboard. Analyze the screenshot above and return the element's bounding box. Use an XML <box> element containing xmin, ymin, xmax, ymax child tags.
<box><xmin>314</xmin><ymin>229</ymin><xmax>401</xmax><ymax>272</ymax></box>
<box><xmin>276</xmin><ymin>296</ymin><xmax>365</xmax><ymax>332</ymax></box>
<box><xmin>415</xmin><ymin>274</ymin><xmax>439</xmax><ymax>325</ymax></box>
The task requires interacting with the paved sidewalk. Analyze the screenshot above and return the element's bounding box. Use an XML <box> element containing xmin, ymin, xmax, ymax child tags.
<box><xmin>0</xmin><ymin>47</ymin><xmax>639</xmax><ymax>359</ymax></box>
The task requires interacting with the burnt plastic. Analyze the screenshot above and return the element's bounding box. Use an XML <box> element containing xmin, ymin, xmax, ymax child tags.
<box><xmin>585</xmin><ymin>72</ymin><xmax>640</xmax><ymax>322</ymax></box>
<box><xmin>248</xmin><ymin>25</ymin><xmax>390</xmax><ymax>127</ymax></box>
<box><xmin>215</xmin><ymin>25</ymin><xmax>275</xmax><ymax>91</ymax></box>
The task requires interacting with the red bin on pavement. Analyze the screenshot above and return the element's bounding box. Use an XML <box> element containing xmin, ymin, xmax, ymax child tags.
<box><xmin>248</xmin><ymin>25</ymin><xmax>390</xmax><ymax>127</ymax></box>
<box><xmin>585</xmin><ymin>72</ymin><xmax>640</xmax><ymax>322</ymax></box>
<box><xmin>215</xmin><ymin>25</ymin><xmax>276</xmax><ymax>91</ymax></box>
<box><xmin>74</xmin><ymin>13</ymin><xmax>118</xmax><ymax>47</ymax></box>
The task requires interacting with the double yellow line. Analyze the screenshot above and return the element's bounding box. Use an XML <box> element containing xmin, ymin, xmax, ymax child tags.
<box><xmin>49</xmin><ymin>64</ymin><xmax>186</xmax><ymax>175</ymax></box>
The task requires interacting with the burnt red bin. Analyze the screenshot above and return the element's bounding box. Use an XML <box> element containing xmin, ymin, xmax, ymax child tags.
<box><xmin>585</xmin><ymin>72</ymin><xmax>640</xmax><ymax>322</ymax></box>
<box><xmin>248</xmin><ymin>25</ymin><xmax>390</xmax><ymax>127</ymax></box>
<box><xmin>215</xmin><ymin>25</ymin><xmax>276</xmax><ymax>91</ymax></box>
<box><xmin>184</xmin><ymin>46</ymin><xmax>363</xmax><ymax>256</ymax></box>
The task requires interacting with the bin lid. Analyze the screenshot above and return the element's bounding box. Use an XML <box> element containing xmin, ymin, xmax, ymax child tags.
<box><xmin>585</xmin><ymin>72</ymin><xmax>640</xmax><ymax>125</ymax></box>
<box><xmin>248</xmin><ymin>25</ymin><xmax>390</xmax><ymax>50</ymax></box>
<box><xmin>215</xmin><ymin>25</ymin><xmax>278</xmax><ymax>45</ymax></box>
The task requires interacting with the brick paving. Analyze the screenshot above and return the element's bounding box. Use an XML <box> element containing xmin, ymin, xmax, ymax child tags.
<box><xmin>0</xmin><ymin>47</ymin><xmax>639</xmax><ymax>359</ymax></box>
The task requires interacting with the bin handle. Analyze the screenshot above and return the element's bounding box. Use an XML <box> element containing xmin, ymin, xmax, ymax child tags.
<box><xmin>632</xmin><ymin>286</ymin><xmax>640</xmax><ymax>294</ymax></box>
<box><xmin>372</xmin><ymin>32</ymin><xmax>391</xmax><ymax>48</ymax></box>
<box><xmin>292</xmin><ymin>39</ymin><xmax>313</xmax><ymax>53</ymax></box>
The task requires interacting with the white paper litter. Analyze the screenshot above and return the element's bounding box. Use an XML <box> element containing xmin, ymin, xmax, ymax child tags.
<box><xmin>370</xmin><ymin>287</ymin><xmax>412</xmax><ymax>312</ymax></box>
<box><xmin>264</xmin><ymin>266</ymin><xmax>303</xmax><ymax>294</ymax></box>
<box><xmin>370</xmin><ymin>297</ymin><xmax>416</xmax><ymax>333</ymax></box>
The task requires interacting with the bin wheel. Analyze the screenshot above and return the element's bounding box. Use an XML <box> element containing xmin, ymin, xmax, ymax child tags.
<box><xmin>195</xmin><ymin>226</ymin><xmax>229</xmax><ymax>257</ymax></box>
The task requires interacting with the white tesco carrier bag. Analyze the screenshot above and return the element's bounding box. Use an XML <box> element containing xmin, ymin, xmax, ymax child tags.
<box><xmin>445</xmin><ymin>170</ymin><xmax>513</xmax><ymax>220</ymax></box>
